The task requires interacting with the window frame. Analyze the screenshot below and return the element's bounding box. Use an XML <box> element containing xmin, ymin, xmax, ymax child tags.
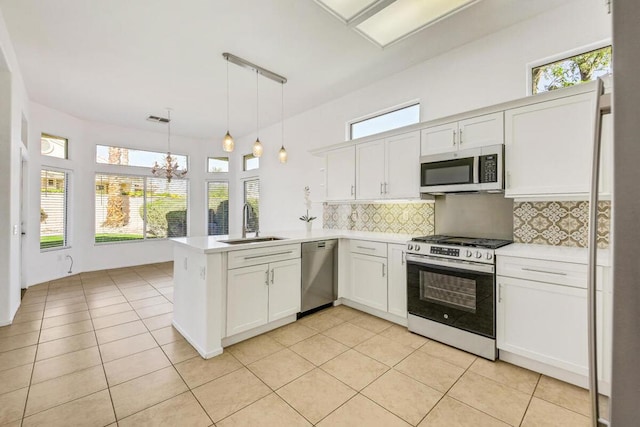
<box><xmin>40</xmin><ymin>168</ymin><xmax>70</xmax><ymax>252</ymax></box>
<box><xmin>526</xmin><ymin>39</ymin><xmax>612</xmax><ymax>95</ymax></box>
<box><xmin>347</xmin><ymin>100</ymin><xmax>420</xmax><ymax>140</ymax></box>
<box><xmin>94</xmin><ymin>172</ymin><xmax>189</xmax><ymax>245</ymax></box>
<box><xmin>243</xmin><ymin>178</ymin><xmax>260</xmax><ymax>234</ymax></box>
<box><xmin>206</xmin><ymin>180</ymin><xmax>230</xmax><ymax>236</ymax></box>
<box><xmin>243</xmin><ymin>154</ymin><xmax>260</xmax><ymax>172</ymax></box>
<box><xmin>41</xmin><ymin>133</ymin><xmax>69</xmax><ymax>160</ymax></box>
<box><xmin>95</xmin><ymin>144</ymin><xmax>189</xmax><ymax>170</ymax></box>
<box><xmin>207</xmin><ymin>156</ymin><xmax>230</xmax><ymax>173</ymax></box>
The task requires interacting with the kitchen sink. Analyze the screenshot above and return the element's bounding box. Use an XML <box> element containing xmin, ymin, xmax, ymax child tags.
<box><xmin>219</xmin><ymin>236</ymin><xmax>287</xmax><ymax>245</ymax></box>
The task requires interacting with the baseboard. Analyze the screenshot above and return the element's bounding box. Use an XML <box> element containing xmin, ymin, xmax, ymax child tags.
<box><xmin>172</xmin><ymin>320</ymin><xmax>223</xmax><ymax>359</ymax></box>
<box><xmin>339</xmin><ymin>298</ymin><xmax>408</xmax><ymax>327</ymax></box>
<box><xmin>222</xmin><ymin>315</ymin><xmax>296</xmax><ymax>347</ymax></box>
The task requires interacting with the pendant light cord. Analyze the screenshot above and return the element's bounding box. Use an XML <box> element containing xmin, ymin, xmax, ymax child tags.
<box><xmin>226</xmin><ymin>58</ymin><xmax>230</xmax><ymax>131</ymax></box>
<box><xmin>256</xmin><ymin>70</ymin><xmax>259</xmax><ymax>139</ymax></box>
<box><xmin>167</xmin><ymin>109</ymin><xmax>171</xmax><ymax>152</ymax></box>
<box><xmin>281</xmin><ymin>82</ymin><xmax>284</xmax><ymax>148</ymax></box>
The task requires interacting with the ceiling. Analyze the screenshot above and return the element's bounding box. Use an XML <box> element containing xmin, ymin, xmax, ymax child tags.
<box><xmin>0</xmin><ymin>0</ymin><xmax>569</xmax><ymax>140</ymax></box>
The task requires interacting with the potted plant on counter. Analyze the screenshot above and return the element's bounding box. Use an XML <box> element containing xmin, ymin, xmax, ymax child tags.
<box><xmin>300</xmin><ymin>186</ymin><xmax>317</xmax><ymax>233</ymax></box>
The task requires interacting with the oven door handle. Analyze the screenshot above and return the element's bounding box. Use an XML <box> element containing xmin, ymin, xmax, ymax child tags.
<box><xmin>406</xmin><ymin>254</ymin><xmax>495</xmax><ymax>274</ymax></box>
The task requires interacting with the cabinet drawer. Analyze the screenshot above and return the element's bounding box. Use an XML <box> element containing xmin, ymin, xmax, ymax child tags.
<box><xmin>497</xmin><ymin>256</ymin><xmax>603</xmax><ymax>289</ymax></box>
<box><xmin>228</xmin><ymin>244</ymin><xmax>301</xmax><ymax>269</ymax></box>
<box><xmin>350</xmin><ymin>240</ymin><xmax>387</xmax><ymax>257</ymax></box>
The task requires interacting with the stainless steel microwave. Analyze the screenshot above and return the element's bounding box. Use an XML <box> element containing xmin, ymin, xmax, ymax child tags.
<box><xmin>420</xmin><ymin>144</ymin><xmax>504</xmax><ymax>194</ymax></box>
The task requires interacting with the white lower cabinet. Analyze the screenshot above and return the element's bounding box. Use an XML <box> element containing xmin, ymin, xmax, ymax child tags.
<box><xmin>350</xmin><ymin>252</ymin><xmax>387</xmax><ymax>312</ymax></box>
<box><xmin>227</xmin><ymin>249</ymin><xmax>301</xmax><ymax>337</ymax></box>
<box><xmin>227</xmin><ymin>264</ymin><xmax>269</xmax><ymax>336</ymax></box>
<box><xmin>387</xmin><ymin>244</ymin><xmax>407</xmax><ymax>318</ymax></box>
<box><xmin>497</xmin><ymin>255</ymin><xmax>611</xmax><ymax>390</ymax></box>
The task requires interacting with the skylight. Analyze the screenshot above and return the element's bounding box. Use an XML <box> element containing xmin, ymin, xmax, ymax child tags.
<box><xmin>315</xmin><ymin>0</ymin><xmax>479</xmax><ymax>48</ymax></box>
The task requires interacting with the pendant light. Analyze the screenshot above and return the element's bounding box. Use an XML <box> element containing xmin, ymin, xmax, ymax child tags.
<box><xmin>278</xmin><ymin>81</ymin><xmax>288</xmax><ymax>164</ymax></box>
<box><xmin>252</xmin><ymin>70</ymin><xmax>263</xmax><ymax>157</ymax></box>
<box><xmin>151</xmin><ymin>108</ymin><xmax>187</xmax><ymax>182</ymax></box>
<box><xmin>222</xmin><ymin>56</ymin><xmax>234</xmax><ymax>152</ymax></box>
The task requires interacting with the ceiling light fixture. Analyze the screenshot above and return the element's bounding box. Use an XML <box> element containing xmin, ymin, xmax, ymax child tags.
<box><xmin>222</xmin><ymin>56</ymin><xmax>234</xmax><ymax>152</ymax></box>
<box><xmin>252</xmin><ymin>70</ymin><xmax>263</xmax><ymax>158</ymax></box>
<box><xmin>151</xmin><ymin>108</ymin><xmax>187</xmax><ymax>182</ymax></box>
<box><xmin>278</xmin><ymin>82</ymin><xmax>288</xmax><ymax>164</ymax></box>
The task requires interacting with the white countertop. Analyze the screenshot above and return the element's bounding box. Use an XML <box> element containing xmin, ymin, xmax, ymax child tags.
<box><xmin>496</xmin><ymin>243</ymin><xmax>611</xmax><ymax>266</ymax></box>
<box><xmin>171</xmin><ymin>229</ymin><xmax>417</xmax><ymax>254</ymax></box>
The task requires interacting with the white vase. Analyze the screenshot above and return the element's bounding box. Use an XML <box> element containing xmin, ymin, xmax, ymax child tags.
<box><xmin>305</xmin><ymin>221</ymin><xmax>313</xmax><ymax>234</ymax></box>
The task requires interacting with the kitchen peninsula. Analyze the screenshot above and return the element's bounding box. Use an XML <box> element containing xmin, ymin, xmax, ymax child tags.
<box><xmin>171</xmin><ymin>230</ymin><xmax>414</xmax><ymax>358</ymax></box>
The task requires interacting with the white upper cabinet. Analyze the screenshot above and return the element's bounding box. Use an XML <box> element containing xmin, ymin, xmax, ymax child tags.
<box><xmin>354</xmin><ymin>131</ymin><xmax>420</xmax><ymax>200</ymax></box>
<box><xmin>326</xmin><ymin>146</ymin><xmax>356</xmax><ymax>201</ymax></box>
<box><xmin>355</xmin><ymin>140</ymin><xmax>385</xmax><ymax>200</ymax></box>
<box><xmin>504</xmin><ymin>92</ymin><xmax>596</xmax><ymax>198</ymax></box>
<box><xmin>385</xmin><ymin>132</ymin><xmax>421</xmax><ymax>199</ymax></box>
<box><xmin>421</xmin><ymin>112</ymin><xmax>503</xmax><ymax>156</ymax></box>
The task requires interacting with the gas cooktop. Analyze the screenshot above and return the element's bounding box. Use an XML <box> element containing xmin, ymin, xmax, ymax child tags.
<box><xmin>411</xmin><ymin>235</ymin><xmax>512</xmax><ymax>250</ymax></box>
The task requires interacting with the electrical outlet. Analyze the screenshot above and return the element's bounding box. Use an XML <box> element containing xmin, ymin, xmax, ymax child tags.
<box><xmin>199</xmin><ymin>267</ymin><xmax>206</xmax><ymax>280</ymax></box>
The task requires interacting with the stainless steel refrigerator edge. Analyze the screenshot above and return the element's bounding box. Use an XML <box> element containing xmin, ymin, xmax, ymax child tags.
<box><xmin>300</xmin><ymin>240</ymin><xmax>337</xmax><ymax>315</ymax></box>
<box><xmin>611</xmin><ymin>1</ymin><xmax>640</xmax><ymax>424</ymax></box>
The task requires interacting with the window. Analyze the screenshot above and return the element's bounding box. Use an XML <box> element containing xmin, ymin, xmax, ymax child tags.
<box><xmin>208</xmin><ymin>157</ymin><xmax>229</xmax><ymax>173</ymax></box>
<box><xmin>350</xmin><ymin>103</ymin><xmax>420</xmax><ymax>140</ymax></box>
<box><xmin>41</xmin><ymin>134</ymin><xmax>68</xmax><ymax>159</ymax></box>
<box><xmin>532</xmin><ymin>45</ymin><xmax>612</xmax><ymax>94</ymax></box>
<box><xmin>243</xmin><ymin>154</ymin><xmax>259</xmax><ymax>171</ymax></box>
<box><xmin>95</xmin><ymin>174</ymin><xmax>188</xmax><ymax>243</ymax></box>
<box><xmin>207</xmin><ymin>182</ymin><xmax>229</xmax><ymax>235</ymax></box>
<box><xmin>40</xmin><ymin>170</ymin><xmax>68</xmax><ymax>250</ymax></box>
<box><xmin>96</xmin><ymin>145</ymin><xmax>188</xmax><ymax>169</ymax></box>
<box><xmin>243</xmin><ymin>179</ymin><xmax>260</xmax><ymax>233</ymax></box>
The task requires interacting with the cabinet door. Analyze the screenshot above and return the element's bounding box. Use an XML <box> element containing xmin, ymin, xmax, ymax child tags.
<box><xmin>497</xmin><ymin>276</ymin><xmax>604</xmax><ymax>377</ymax></box>
<box><xmin>355</xmin><ymin>139</ymin><xmax>386</xmax><ymax>200</ymax></box>
<box><xmin>505</xmin><ymin>93</ymin><xmax>594</xmax><ymax>197</ymax></box>
<box><xmin>227</xmin><ymin>264</ymin><xmax>269</xmax><ymax>336</ymax></box>
<box><xmin>350</xmin><ymin>252</ymin><xmax>387</xmax><ymax>312</ymax></box>
<box><xmin>385</xmin><ymin>131</ymin><xmax>420</xmax><ymax>199</ymax></box>
<box><xmin>420</xmin><ymin>122</ymin><xmax>458</xmax><ymax>156</ymax></box>
<box><xmin>387</xmin><ymin>244</ymin><xmax>407</xmax><ymax>318</ymax></box>
<box><xmin>268</xmin><ymin>259</ymin><xmax>301</xmax><ymax>322</ymax></box>
<box><xmin>458</xmin><ymin>112</ymin><xmax>504</xmax><ymax>150</ymax></box>
<box><xmin>326</xmin><ymin>147</ymin><xmax>355</xmax><ymax>201</ymax></box>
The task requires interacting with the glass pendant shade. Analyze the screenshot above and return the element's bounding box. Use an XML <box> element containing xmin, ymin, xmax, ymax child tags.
<box><xmin>278</xmin><ymin>145</ymin><xmax>288</xmax><ymax>163</ymax></box>
<box><xmin>252</xmin><ymin>138</ymin><xmax>263</xmax><ymax>157</ymax></box>
<box><xmin>223</xmin><ymin>131</ymin><xmax>234</xmax><ymax>152</ymax></box>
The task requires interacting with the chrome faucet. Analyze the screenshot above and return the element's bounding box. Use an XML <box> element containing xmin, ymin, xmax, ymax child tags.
<box><xmin>242</xmin><ymin>202</ymin><xmax>259</xmax><ymax>238</ymax></box>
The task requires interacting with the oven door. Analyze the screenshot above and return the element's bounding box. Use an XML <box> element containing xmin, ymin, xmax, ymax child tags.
<box><xmin>407</xmin><ymin>254</ymin><xmax>495</xmax><ymax>338</ymax></box>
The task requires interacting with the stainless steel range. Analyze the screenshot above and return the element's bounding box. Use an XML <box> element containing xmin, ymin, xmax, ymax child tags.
<box><xmin>406</xmin><ymin>235</ymin><xmax>512</xmax><ymax>360</ymax></box>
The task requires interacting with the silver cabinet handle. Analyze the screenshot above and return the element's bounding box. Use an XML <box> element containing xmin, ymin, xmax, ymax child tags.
<box><xmin>265</xmin><ymin>270</ymin><xmax>269</xmax><ymax>286</ymax></box>
<box><xmin>356</xmin><ymin>246</ymin><xmax>376</xmax><ymax>251</ymax></box>
<box><xmin>384</xmin><ymin>182</ymin><xmax>388</xmax><ymax>194</ymax></box>
<box><xmin>506</xmin><ymin>171</ymin><xmax>511</xmax><ymax>189</ymax></box>
<box><xmin>401</xmin><ymin>251</ymin><xmax>405</xmax><ymax>266</ymax></box>
<box><xmin>270</xmin><ymin>269</ymin><xmax>274</xmax><ymax>284</ymax></box>
<box><xmin>244</xmin><ymin>251</ymin><xmax>293</xmax><ymax>260</ymax></box>
<box><xmin>452</xmin><ymin>130</ymin><xmax>457</xmax><ymax>146</ymax></box>
<box><xmin>382</xmin><ymin>263</ymin><xmax>386</xmax><ymax>277</ymax></box>
<box><xmin>522</xmin><ymin>267</ymin><xmax>567</xmax><ymax>276</ymax></box>
<box><xmin>351</xmin><ymin>184</ymin><xmax>355</xmax><ymax>196</ymax></box>
<box><xmin>459</xmin><ymin>129</ymin><xmax>463</xmax><ymax>144</ymax></box>
<box><xmin>380</xmin><ymin>183</ymin><xmax>384</xmax><ymax>195</ymax></box>
<box><xmin>498</xmin><ymin>284</ymin><xmax>502</xmax><ymax>303</ymax></box>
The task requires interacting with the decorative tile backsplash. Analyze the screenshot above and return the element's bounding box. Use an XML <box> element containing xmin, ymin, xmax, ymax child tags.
<box><xmin>323</xmin><ymin>202</ymin><xmax>435</xmax><ymax>235</ymax></box>
<box><xmin>513</xmin><ymin>201</ymin><xmax>611</xmax><ymax>248</ymax></box>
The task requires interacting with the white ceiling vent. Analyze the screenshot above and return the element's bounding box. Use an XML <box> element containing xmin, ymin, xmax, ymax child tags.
<box><xmin>146</xmin><ymin>115</ymin><xmax>170</xmax><ymax>123</ymax></box>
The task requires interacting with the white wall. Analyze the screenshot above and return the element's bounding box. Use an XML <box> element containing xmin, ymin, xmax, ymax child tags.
<box><xmin>232</xmin><ymin>0</ymin><xmax>611</xmax><ymax>235</ymax></box>
<box><xmin>25</xmin><ymin>103</ymin><xmax>237</xmax><ymax>286</ymax></box>
<box><xmin>0</xmin><ymin>8</ymin><xmax>30</xmax><ymax>325</ymax></box>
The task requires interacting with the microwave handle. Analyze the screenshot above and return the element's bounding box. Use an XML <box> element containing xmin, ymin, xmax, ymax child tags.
<box><xmin>473</xmin><ymin>156</ymin><xmax>480</xmax><ymax>184</ymax></box>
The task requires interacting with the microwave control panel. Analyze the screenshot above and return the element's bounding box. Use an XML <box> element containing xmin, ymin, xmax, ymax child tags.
<box><xmin>479</xmin><ymin>154</ymin><xmax>498</xmax><ymax>183</ymax></box>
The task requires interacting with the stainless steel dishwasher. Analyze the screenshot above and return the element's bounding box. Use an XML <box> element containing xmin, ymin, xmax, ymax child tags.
<box><xmin>300</xmin><ymin>240</ymin><xmax>337</xmax><ymax>317</ymax></box>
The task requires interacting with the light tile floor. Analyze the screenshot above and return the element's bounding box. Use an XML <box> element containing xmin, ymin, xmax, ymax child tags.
<box><xmin>0</xmin><ymin>262</ymin><xmax>600</xmax><ymax>426</ymax></box>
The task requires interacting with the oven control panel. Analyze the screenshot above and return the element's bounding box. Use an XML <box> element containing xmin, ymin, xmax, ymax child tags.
<box><xmin>430</xmin><ymin>246</ymin><xmax>459</xmax><ymax>257</ymax></box>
